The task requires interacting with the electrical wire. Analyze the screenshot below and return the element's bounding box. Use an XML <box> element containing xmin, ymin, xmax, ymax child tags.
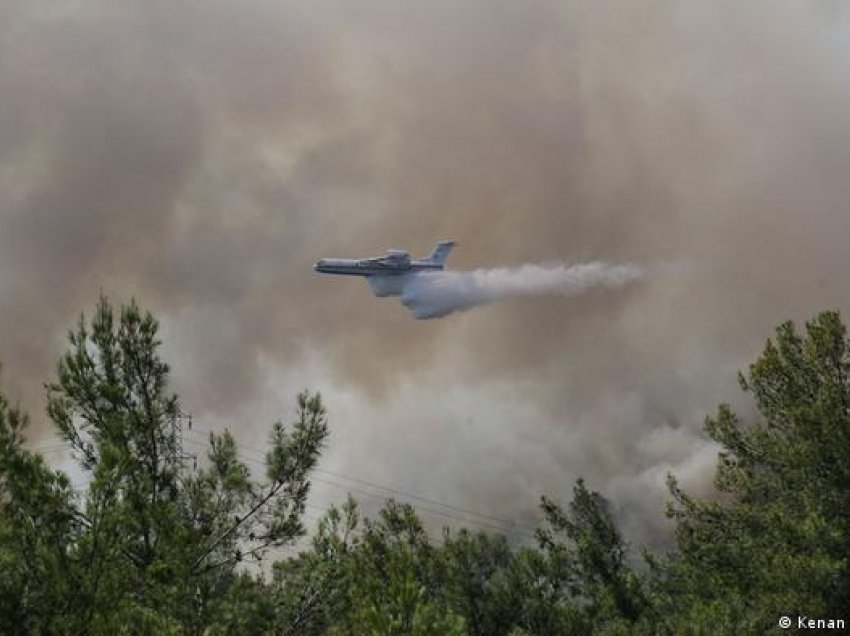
<box><xmin>184</xmin><ymin>427</ymin><xmax>540</xmax><ymax>537</ymax></box>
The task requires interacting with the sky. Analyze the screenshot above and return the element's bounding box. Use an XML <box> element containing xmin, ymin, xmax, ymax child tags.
<box><xmin>3</xmin><ymin>0</ymin><xmax>850</xmax><ymax>548</ymax></box>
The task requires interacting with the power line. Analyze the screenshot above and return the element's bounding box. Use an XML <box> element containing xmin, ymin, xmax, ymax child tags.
<box><xmin>184</xmin><ymin>427</ymin><xmax>539</xmax><ymax>531</ymax></box>
<box><xmin>32</xmin><ymin>431</ymin><xmax>542</xmax><ymax>542</ymax></box>
<box><xmin>310</xmin><ymin>474</ymin><xmax>535</xmax><ymax>539</ymax></box>
<box><xmin>39</xmin><ymin>442</ymin><xmax>464</xmax><ymax>548</ymax></box>
<box><xmin>183</xmin><ymin>431</ymin><xmax>532</xmax><ymax>530</ymax></box>
<box><xmin>182</xmin><ymin>431</ymin><xmax>539</xmax><ymax>541</ymax></box>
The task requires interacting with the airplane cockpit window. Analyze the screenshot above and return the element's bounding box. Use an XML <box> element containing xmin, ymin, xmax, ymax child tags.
<box><xmin>385</xmin><ymin>250</ymin><xmax>411</xmax><ymax>265</ymax></box>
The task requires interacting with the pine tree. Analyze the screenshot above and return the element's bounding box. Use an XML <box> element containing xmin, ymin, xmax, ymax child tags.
<box><xmin>1</xmin><ymin>297</ymin><xmax>328</xmax><ymax>633</ymax></box>
<box><xmin>660</xmin><ymin>311</ymin><xmax>850</xmax><ymax>632</ymax></box>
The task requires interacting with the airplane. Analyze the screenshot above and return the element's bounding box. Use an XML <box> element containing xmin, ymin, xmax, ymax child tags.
<box><xmin>314</xmin><ymin>240</ymin><xmax>455</xmax><ymax>297</ymax></box>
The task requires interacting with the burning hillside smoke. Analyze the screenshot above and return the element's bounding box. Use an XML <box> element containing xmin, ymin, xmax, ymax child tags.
<box><xmin>2</xmin><ymin>0</ymin><xmax>850</xmax><ymax>551</ymax></box>
<box><xmin>401</xmin><ymin>262</ymin><xmax>643</xmax><ymax>319</ymax></box>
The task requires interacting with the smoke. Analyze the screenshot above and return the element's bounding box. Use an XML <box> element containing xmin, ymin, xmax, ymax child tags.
<box><xmin>401</xmin><ymin>262</ymin><xmax>643</xmax><ymax>319</ymax></box>
<box><xmin>2</xmin><ymin>0</ymin><xmax>850</xmax><ymax>550</ymax></box>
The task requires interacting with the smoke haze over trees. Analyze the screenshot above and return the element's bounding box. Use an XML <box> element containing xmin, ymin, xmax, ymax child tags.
<box><xmin>2</xmin><ymin>299</ymin><xmax>849</xmax><ymax>633</ymax></box>
<box><xmin>3</xmin><ymin>0</ymin><xmax>850</xmax><ymax>549</ymax></box>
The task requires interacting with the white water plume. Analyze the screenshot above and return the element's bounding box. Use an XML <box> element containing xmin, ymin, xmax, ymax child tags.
<box><xmin>401</xmin><ymin>262</ymin><xmax>644</xmax><ymax>319</ymax></box>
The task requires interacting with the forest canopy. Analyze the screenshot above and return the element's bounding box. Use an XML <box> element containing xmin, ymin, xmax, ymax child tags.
<box><xmin>1</xmin><ymin>298</ymin><xmax>848</xmax><ymax>634</ymax></box>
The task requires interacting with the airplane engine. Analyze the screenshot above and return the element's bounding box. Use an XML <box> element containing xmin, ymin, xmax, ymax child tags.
<box><xmin>367</xmin><ymin>274</ymin><xmax>411</xmax><ymax>297</ymax></box>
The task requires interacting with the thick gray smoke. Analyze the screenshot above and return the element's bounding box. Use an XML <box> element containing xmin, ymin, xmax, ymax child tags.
<box><xmin>401</xmin><ymin>262</ymin><xmax>643</xmax><ymax>319</ymax></box>
<box><xmin>2</xmin><ymin>0</ymin><xmax>850</xmax><ymax>550</ymax></box>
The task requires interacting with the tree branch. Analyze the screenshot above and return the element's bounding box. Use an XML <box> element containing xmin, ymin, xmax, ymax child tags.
<box><xmin>191</xmin><ymin>480</ymin><xmax>285</xmax><ymax>574</ymax></box>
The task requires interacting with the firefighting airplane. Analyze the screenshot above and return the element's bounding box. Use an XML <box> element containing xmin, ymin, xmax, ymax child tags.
<box><xmin>314</xmin><ymin>241</ymin><xmax>455</xmax><ymax>297</ymax></box>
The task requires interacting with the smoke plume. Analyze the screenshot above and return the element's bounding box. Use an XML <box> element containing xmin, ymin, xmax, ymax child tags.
<box><xmin>401</xmin><ymin>262</ymin><xmax>643</xmax><ymax>319</ymax></box>
<box><xmin>2</xmin><ymin>0</ymin><xmax>850</xmax><ymax>550</ymax></box>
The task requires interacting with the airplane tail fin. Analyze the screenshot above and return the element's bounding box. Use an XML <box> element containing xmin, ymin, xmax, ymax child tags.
<box><xmin>424</xmin><ymin>240</ymin><xmax>455</xmax><ymax>266</ymax></box>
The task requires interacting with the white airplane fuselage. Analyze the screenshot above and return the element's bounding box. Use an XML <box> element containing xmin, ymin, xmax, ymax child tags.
<box><xmin>314</xmin><ymin>241</ymin><xmax>455</xmax><ymax>297</ymax></box>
